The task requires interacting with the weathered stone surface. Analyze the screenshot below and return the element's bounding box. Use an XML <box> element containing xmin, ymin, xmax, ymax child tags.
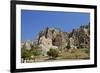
<box><xmin>22</xmin><ymin>40</ymin><xmax>33</xmax><ymax>50</ymax></box>
<box><xmin>38</xmin><ymin>35</ymin><xmax>58</xmax><ymax>56</ymax></box>
<box><xmin>21</xmin><ymin>24</ymin><xmax>90</xmax><ymax>55</ymax></box>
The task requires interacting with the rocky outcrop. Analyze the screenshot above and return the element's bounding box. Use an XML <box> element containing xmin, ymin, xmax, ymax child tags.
<box><xmin>21</xmin><ymin>24</ymin><xmax>90</xmax><ymax>55</ymax></box>
<box><xmin>38</xmin><ymin>27</ymin><xmax>69</xmax><ymax>50</ymax></box>
<box><xmin>21</xmin><ymin>40</ymin><xmax>33</xmax><ymax>50</ymax></box>
<box><xmin>38</xmin><ymin>35</ymin><xmax>58</xmax><ymax>56</ymax></box>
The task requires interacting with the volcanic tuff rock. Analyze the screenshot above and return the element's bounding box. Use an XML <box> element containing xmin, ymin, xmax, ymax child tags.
<box><xmin>21</xmin><ymin>24</ymin><xmax>90</xmax><ymax>55</ymax></box>
<box><xmin>21</xmin><ymin>40</ymin><xmax>33</xmax><ymax>50</ymax></box>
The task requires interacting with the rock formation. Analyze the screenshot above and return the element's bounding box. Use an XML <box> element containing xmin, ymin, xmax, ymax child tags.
<box><xmin>21</xmin><ymin>24</ymin><xmax>90</xmax><ymax>55</ymax></box>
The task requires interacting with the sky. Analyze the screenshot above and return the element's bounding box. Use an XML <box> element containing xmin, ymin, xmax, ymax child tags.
<box><xmin>21</xmin><ymin>10</ymin><xmax>90</xmax><ymax>41</ymax></box>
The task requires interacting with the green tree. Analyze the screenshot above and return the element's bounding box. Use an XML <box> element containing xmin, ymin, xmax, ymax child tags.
<box><xmin>30</xmin><ymin>48</ymin><xmax>42</xmax><ymax>61</ymax></box>
<box><xmin>47</xmin><ymin>48</ymin><xmax>59</xmax><ymax>59</ymax></box>
<box><xmin>66</xmin><ymin>41</ymin><xmax>70</xmax><ymax>49</ymax></box>
<box><xmin>31</xmin><ymin>48</ymin><xmax>41</xmax><ymax>56</ymax></box>
<box><xmin>21</xmin><ymin>48</ymin><xmax>31</xmax><ymax>60</ymax></box>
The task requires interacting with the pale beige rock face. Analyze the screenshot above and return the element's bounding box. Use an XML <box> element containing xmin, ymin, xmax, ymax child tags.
<box><xmin>39</xmin><ymin>36</ymin><xmax>58</xmax><ymax>56</ymax></box>
<box><xmin>23</xmin><ymin>40</ymin><xmax>32</xmax><ymax>50</ymax></box>
<box><xmin>21</xmin><ymin>24</ymin><xmax>90</xmax><ymax>55</ymax></box>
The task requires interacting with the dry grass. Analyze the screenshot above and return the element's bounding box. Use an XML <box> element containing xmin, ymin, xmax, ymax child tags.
<box><xmin>22</xmin><ymin>48</ymin><xmax>90</xmax><ymax>63</ymax></box>
<box><xmin>58</xmin><ymin>48</ymin><xmax>90</xmax><ymax>59</ymax></box>
<box><xmin>34</xmin><ymin>48</ymin><xmax>90</xmax><ymax>62</ymax></box>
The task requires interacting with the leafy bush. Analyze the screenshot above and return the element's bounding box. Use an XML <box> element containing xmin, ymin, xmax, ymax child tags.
<box><xmin>47</xmin><ymin>48</ymin><xmax>59</xmax><ymax>59</ymax></box>
<box><xmin>21</xmin><ymin>48</ymin><xmax>31</xmax><ymax>60</ymax></box>
<box><xmin>21</xmin><ymin>47</ymin><xmax>42</xmax><ymax>62</ymax></box>
<box><xmin>29</xmin><ymin>48</ymin><xmax>42</xmax><ymax>62</ymax></box>
<box><xmin>66</xmin><ymin>42</ymin><xmax>70</xmax><ymax>49</ymax></box>
<box><xmin>85</xmin><ymin>49</ymin><xmax>90</xmax><ymax>54</ymax></box>
<box><xmin>30</xmin><ymin>48</ymin><xmax>42</xmax><ymax>56</ymax></box>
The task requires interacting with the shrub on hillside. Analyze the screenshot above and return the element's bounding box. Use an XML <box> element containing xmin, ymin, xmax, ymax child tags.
<box><xmin>47</xmin><ymin>48</ymin><xmax>59</xmax><ymax>59</ymax></box>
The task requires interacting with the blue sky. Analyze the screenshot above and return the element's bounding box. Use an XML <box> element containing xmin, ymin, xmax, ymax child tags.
<box><xmin>21</xmin><ymin>10</ymin><xmax>90</xmax><ymax>41</ymax></box>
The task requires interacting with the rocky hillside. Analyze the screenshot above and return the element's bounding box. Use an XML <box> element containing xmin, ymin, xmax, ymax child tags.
<box><xmin>21</xmin><ymin>24</ymin><xmax>90</xmax><ymax>56</ymax></box>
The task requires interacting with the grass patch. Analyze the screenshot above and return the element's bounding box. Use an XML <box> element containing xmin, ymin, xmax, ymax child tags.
<box><xmin>59</xmin><ymin>48</ymin><xmax>90</xmax><ymax>59</ymax></box>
